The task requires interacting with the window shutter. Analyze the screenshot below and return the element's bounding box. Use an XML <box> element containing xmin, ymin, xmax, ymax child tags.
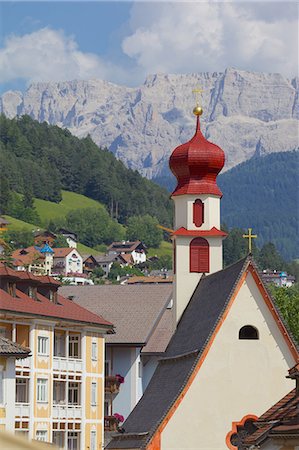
<box><xmin>190</xmin><ymin>238</ymin><xmax>209</xmax><ymax>273</ymax></box>
<box><xmin>193</xmin><ymin>199</ymin><xmax>204</xmax><ymax>227</ymax></box>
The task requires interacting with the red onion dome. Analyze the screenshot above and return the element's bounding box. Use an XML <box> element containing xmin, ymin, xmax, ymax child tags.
<box><xmin>169</xmin><ymin>113</ymin><xmax>225</xmax><ymax>197</ymax></box>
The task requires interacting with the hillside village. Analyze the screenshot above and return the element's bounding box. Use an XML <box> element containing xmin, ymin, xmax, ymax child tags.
<box><xmin>0</xmin><ymin>98</ymin><xmax>298</xmax><ymax>450</ymax></box>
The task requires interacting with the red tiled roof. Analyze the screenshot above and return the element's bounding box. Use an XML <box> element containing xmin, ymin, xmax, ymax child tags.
<box><xmin>107</xmin><ymin>241</ymin><xmax>143</xmax><ymax>253</ymax></box>
<box><xmin>53</xmin><ymin>248</ymin><xmax>76</xmax><ymax>257</ymax></box>
<box><xmin>244</xmin><ymin>388</ymin><xmax>299</xmax><ymax>445</ymax></box>
<box><xmin>0</xmin><ymin>265</ymin><xmax>19</xmax><ymax>278</ymax></box>
<box><xmin>0</xmin><ymin>287</ymin><xmax>113</xmax><ymax>328</ymax></box>
<box><xmin>12</xmin><ymin>246</ymin><xmax>44</xmax><ymax>266</ymax></box>
<box><xmin>172</xmin><ymin>226</ymin><xmax>227</xmax><ymax>237</ymax></box>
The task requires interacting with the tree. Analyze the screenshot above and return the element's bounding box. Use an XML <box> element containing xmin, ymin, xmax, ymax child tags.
<box><xmin>268</xmin><ymin>284</ymin><xmax>299</xmax><ymax>344</ymax></box>
<box><xmin>126</xmin><ymin>215</ymin><xmax>163</xmax><ymax>248</ymax></box>
<box><xmin>0</xmin><ymin>178</ymin><xmax>12</xmax><ymax>214</ymax></box>
<box><xmin>54</xmin><ymin>235</ymin><xmax>69</xmax><ymax>248</ymax></box>
<box><xmin>3</xmin><ymin>229</ymin><xmax>34</xmax><ymax>249</ymax></box>
<box><xmin>258</xmin><ymin>242</ymin><xmax>285</xmax><ymax>271</ymax></box>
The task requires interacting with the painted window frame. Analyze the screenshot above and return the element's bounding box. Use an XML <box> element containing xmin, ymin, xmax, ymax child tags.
<box><xmin>37</xmin><ymin>378</ymin><xmax>48</xmax><ymax>403</ymax></box>
<box><xmin>37</xmin><ymin>336</ymin><xmax>49</xmax><ymax>356</ymax></box>
<box><xmin>68</xmin><ymin>334</ymin><xmax>80</xmax><ymax>359</ymax></box>
<box><xmin>36</xmin><ymin>430</ymin><xmax>47</xmax><ymax>441</ymax></box>
<box><xmin>91</xmin><ymin>340</ymin><xmax>97</xmax><ymax>361</ymax></box>
<box><xmin>91</xmin><ymin>382</ymin><xmax>97</xmax><ymax>406</ymax></box>
<box><xmin>90</xmin><ymin>430</ymin><xmax>96</xmax><ymax>450</ymax></box>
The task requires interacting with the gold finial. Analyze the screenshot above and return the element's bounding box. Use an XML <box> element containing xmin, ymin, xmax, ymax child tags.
<box><xmin>192</xmin><ymin>88</ymin><xmax>204</xmax><ymax>116</ymax></box>
<box><xmin>242</xmin><ymin>228</ymin><xmax>257</xmax><ymax>253</ymax></box>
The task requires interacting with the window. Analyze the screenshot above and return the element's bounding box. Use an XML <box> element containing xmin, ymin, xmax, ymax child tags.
<box><xmin>91</xmin><ymin>341</ymin><xmax>97</xmax><ymax>361</ymax></box>
<box><xmin>193</xmin><ymin>199</ymin><xmax>204</xmax><ymax>227</ymax></box>
<box><xmin>68</xmin><ymin>382</ymin><xmax>80</xmax><ymax>405</ymax></box>
<box><xmin>69</xmin><ymin>335</ymin><xmax>80</xmax><ymax>358</ymax></box>
<box><xmin>239</xmin><ymin>325</ymin><xmax>259</xmax><ymax>340</ymax></box>
<box><xmin>67</xmin><ymin>432</ymin><xmax>79</xmax><ymax>450</ymax></box>
<box><xmin>190</xmin><ymin>237</ymin><xmax>209</xmax><ymax>273</ymax></box>
<box><xmin>91</xmin><ymin>382</ymin><xmax>97</xmax><ymax>406</ymax></box>
<box><xmin>38</xmin><ymin>336</ymin><xmax>49</xmax><ymax>355</ymax></box>
<box><xmin>53</xmin><ymin>381</ymin><xmax>66</xmax><ymax>404</ymax></box>
<box><xmin>54</xmin><ymin>332</ymin><xmax>66</xmax><ymax>357</ymax></box>
<box><xmin>105</xmin><ymin>360</ymin><xmax>111</xmax><ymax>377</ymax></box>
<box><xmin>16</xmin><ymin>378</ymin><xmax>29</xmax><ymax>403</ymax></box>
<box><xmin>36</xmin><ymin>430</ymin><xmax>47</xmax><ymax>442</ymax></box>
<box><xmin>90</xmin><ymin>430</ymin><xmax>96</xmax><ymax>450</ymax></box>
<box><xmin>37</xmin><ymin>378</ymin><xmax>48</xmax><ymax>402</ymax></box>
<box><xmin>53</xmin><ymin>431</ymin><xmax>65</xmax><ymax>448</ymax></box>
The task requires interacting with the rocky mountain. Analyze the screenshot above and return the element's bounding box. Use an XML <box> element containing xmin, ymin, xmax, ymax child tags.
<box><xmin>1</xmin><ymin>68</ymin><xmax>298</xmax><ymax>178</ymax></box>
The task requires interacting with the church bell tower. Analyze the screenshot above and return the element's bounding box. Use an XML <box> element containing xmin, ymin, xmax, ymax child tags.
<box><xmin>169</xmin><ymin>103</ymin><xmax>227</xmax><ymax>322</ymax></box>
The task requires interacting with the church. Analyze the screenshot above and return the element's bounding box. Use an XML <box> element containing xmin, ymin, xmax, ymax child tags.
<box><xmin>107</xmin><ymin>103</ymin><xmax>298</xmax><ymax>450</ymax></box>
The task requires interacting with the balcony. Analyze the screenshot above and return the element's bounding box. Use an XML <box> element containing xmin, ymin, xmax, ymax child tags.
<box><xmin>105</xmin><ymin>376</ymin><xmax>123</xmax><ymax>394</ymax></box>
<box><xmin>104</xmin><ymin>416</ymin><xmax>119</xmax><ymax>432</ymax></box>
<box><xmin>52</xmin><ymin>404</ymin><xmax>82</xmax><ymax>419</ymax></box>
<box><xmin>16</xmin><ymin>357</ymin><xmax>31</xmax><ymax>369</ymax></box>
<box><xmin>15</xmin><ymin>403</ymin><xmax>30</xmax><ymax>418</ymax></box>
<box><xmin>53</xmin><ymin>356</ymin><xmax>83</xmax><ymax>372</ymax></box>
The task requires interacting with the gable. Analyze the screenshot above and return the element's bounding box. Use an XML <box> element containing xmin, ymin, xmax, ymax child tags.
<box><xmin>160</xmin><ymin>270</ymin><xmax>297</xmax><ymax>450</ymax></box>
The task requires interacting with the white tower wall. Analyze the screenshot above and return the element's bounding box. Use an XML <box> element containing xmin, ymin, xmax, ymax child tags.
<box><xmin>174</xmin><ymin>235</ymin><xmax>224</xmax><ymax>322</ymax></box>
<box><xmin>173</xmin><ymin>194</ymin><xmax>221</xmax><ymax>231</ymax></box>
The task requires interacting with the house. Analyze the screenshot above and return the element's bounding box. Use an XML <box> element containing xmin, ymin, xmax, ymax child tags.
<box><xmin>239</xmin><ymin>363</ymin><xmax>299</xmax><ymax>449</ymax></box>
<box><xmin>12</xmin><ymin>245</ymin><xmax>54</xmax><ymax>275</ymax></box>
<box><xmin>0</xmin><ymin>263</ymin><xmax>114</xmax><ymax>449</ymax></box>
<box><xmin>58</xmin><ymin>229</ymin><xmax>78</xmax><ymax>249</ymax></box>
<box><xmin>0</xmin><ymin>336</ymin><xmax>30</xmax><ymax>432</ymax></box>
<box><xmin>107</xmin><ymin>241</ymin><xmax>147</xmax><ymax>265</ymax></box>
<box><xmin>260</xmin><ymin>269</ymin><xmax>296</xmax><ymax>287</ymax></box>
<box><xmin>52</xmin><ymin>248</ymin><xmax>83</xmax><ymax>276</ymax></box>
<box><xmin>107</xmin><ymin>106</ymin><xmax>298</xmax><ymax>449</ymax></box>
<box><xmin>0</xmin><ymin>217</ymin><xmax>9</xmax><ymax>234</ymax></box>
<box><xmin>59</xmin><ymin>284</ymin><xmax>175</xmax><ymax>429</ymax></box>
<box><xmin>94</xmin><ymin>254</ymin><xmax>126</xmax><ymax>278</ymax></box>
<box><xmin>33</xmin><ymin>230</ymin><xmax>56</xmax><ymax>247</ymax></box>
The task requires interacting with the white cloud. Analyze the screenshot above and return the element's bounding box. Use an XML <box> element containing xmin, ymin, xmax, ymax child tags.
<box><xmin>0</xmin><ymin>27</ymin><xmax>126</xmax><ymax>85</ymax></box>
<box><xmin>122</xmin><ymin>2</ymin><xmax>298</xmax><ymax>78</ymax></box>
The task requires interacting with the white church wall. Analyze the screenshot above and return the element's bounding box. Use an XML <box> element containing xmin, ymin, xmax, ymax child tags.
<box><xmin>161</xmin><ymin>272</ymin><xmax>296</xmax><ymax>450</ymax></box>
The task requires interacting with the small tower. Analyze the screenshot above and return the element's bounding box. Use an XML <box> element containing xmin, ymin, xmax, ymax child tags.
<box><xmin>169</xmin><ymin>103</ymin><xmax>227</xmax><ymax>322</ymax></box>
<box><xmin>40</xmin><ymin>244</ymin><xmax>54</xmax><ymax>275</ymax></box>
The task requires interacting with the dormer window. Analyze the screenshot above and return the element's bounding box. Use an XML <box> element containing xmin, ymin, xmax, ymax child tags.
<box><xmin>239</xmin><ymin>325</ymin><xmax>259</xmax><ymax>340</ymax></box>
<box><xmin>193</xmin><ymin>199</ymin><xmax>204</xmax><ymax>227</ymax></box>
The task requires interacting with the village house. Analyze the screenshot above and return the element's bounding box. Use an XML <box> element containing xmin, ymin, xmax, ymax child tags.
<box><xmin>107</xmin><ymin>106</ymin><xmax>298</xmax><ymax>450</ymax></box>
<box><xmin>0</xmin><ymin>336</ymin><xmax>30</xmax><ymax>433</ymax></box>
<box><xmin>107</xmin><ymin>241</ymin><xmax>147</xmax><ymax>265</ymax></box>
<box><xmin>0</xmin><ymin>263</ymin><xmax>114</xmax><ymax>449</ymax></box>
<box><xmin>33</xmin><ymin>230</ymin><xmax>56</xmax><ymax>247</ymax></box>
<box><xmin>260</xmin><ymin>269</ymin><xmax>295</xmax><ymax>287</ymax></box>
<box><xmin>58</xmin><ymin>229</ymin><xmax>78</xmax><ymax>249</ymax></box>
<box><xmin>59</xmin><ymin>284</ymin><xmax>175</xmax><ymax>436</ymax></box>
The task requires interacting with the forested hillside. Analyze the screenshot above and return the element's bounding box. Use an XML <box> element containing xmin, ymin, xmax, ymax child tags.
<box><xmin>154</xmin><ymin>151</ymin><xmax>298</xmax><ymax>261</ymax></box>
<box><xmin>0</xmin><ymin>115</ymin><xmax>172</xmax><ymax>226</ymax></box>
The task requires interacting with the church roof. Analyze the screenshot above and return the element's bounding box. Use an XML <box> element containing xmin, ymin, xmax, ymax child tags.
<box><xmin>106</xmin><ymin>256</ymin><xmax>298</xmax><ymax>449</ymax></box>
<box><xmin>169</xmin><ymin>114</ymin><xmax>225</xmax><ymax>197</ymax></box>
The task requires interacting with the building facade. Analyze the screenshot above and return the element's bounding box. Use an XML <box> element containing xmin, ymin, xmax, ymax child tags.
<box><xmin>0</xmin><ymin>265</ymin><xmax>113</xmax><ymax>450</ymax></box>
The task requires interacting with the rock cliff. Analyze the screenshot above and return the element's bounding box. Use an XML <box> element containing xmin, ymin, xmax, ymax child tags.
<box><xmin>1</xmin><ymin>68</ymin><xmax>298</xmax><ymax>178</ymax></box>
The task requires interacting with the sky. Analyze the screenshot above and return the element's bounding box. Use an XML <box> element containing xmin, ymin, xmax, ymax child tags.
<box><xmin>0</xmin><ymin>1</ymin><xmax>298</xmax><ymax>94</ymax></box>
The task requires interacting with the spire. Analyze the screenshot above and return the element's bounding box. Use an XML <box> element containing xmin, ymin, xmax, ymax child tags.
<box><xmin>169</xmin><ymin>102</ymin><xmax>225</xmax><ymax>198</ymax></box>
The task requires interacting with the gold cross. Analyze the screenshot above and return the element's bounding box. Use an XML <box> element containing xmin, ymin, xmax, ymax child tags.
<box><xmin>192</xmin><ymin>88</ymin><xmax>204</xmax><ymax>106</ymax></box>
<box><xmin>242</xmin><ymin>228</ymin><xmax>257</xmax><ymax>253</ymax></box>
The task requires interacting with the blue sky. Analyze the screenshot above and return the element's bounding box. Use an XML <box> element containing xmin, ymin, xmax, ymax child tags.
<box><xmin>0</xmin><ymin>1</ymin><xmax>298</xmax><ymax>94</ymax></box>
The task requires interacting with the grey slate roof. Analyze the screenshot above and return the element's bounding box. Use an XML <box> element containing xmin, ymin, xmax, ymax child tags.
<box><xmin>0</xmin><ymin>336</ymin><xmax>30</xmax><ymax>357</ymax></box>
<box><xmin>59</xmin><ymin>284</ymin><xmax>174</xmax><ymax>346</ymax></box>
<box><xmin>106</xmin><ymin>257</ymin><xmax>250</xmax><ymax>449</ymax></box>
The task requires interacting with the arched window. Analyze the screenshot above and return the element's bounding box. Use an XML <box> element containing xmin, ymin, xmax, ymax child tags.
<box><xmin>193</xmin><ymin>199</ymin><xmax>204</xmax><ymax>227</ymax></box>
<box><xmin>190</xmin><ymin>237</ymin><xmax>209</xmax><ymax>273</ymax></box>
<box><xmin>239</xmin><ymin>325</ymin><xmax>259</xmax><ymax>340</ymax></box>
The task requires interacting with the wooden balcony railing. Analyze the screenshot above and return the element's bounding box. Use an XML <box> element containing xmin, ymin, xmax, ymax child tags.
<box><xmin>104</xmin><ymin>416</ymin><xmax>119</xmax><ymax>432</ymax></box>
<box><xmin>105</xmin><ymin>376</ymin><xmax>121</xmax><ymax>394</ymax></box>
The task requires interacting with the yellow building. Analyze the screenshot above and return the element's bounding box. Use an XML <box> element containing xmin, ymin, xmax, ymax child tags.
<box><xmin>0</xmin><ymin>265</ymin><xmax>114</xmax><ymax>450</ymax></box>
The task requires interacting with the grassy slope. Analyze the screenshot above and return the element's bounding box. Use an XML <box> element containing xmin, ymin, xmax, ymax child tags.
<box><xmin>147</xmin><ymin>241</ymin><xmax>172</xmax><ymax>258</ymax></box>
<box><xmin>34</xmin><ymin>190</ymin><xmax>105</xmax><ymax>224</ymax></box>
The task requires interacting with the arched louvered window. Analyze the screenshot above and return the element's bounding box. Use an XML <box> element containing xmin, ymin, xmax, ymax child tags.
<box><xmin>193</xmin><ymin>199</ymin><xmax>204</xmax><ymax>227</ymax></box>
<box><xmin>239</xmin><ymin>325</ymin><xmax>259</xmax><ymax>340</ymax></box>
<box><xmin>190</xmin><ymin>237</ymin><xmax>209</xmax><ymax>273</ymax></box>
